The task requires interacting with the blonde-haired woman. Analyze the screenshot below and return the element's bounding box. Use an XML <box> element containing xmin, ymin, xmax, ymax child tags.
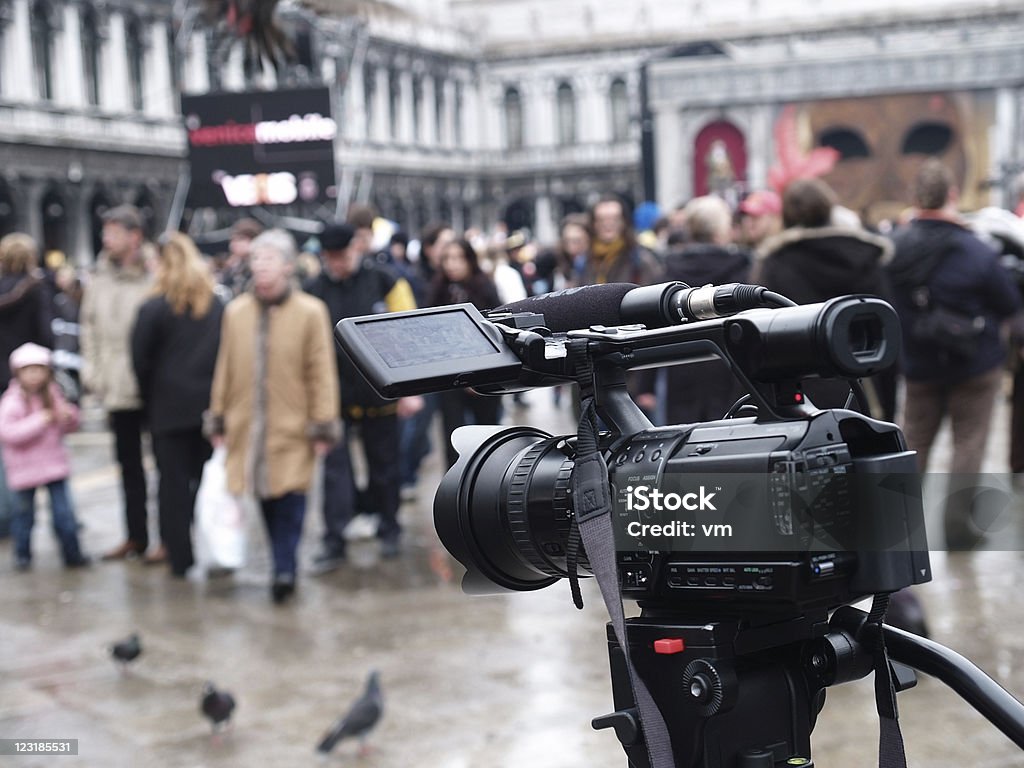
<box><xmin>130</xmin><ymin>232</ymin><xmax>224</xmax><ymax>577</ymax></box>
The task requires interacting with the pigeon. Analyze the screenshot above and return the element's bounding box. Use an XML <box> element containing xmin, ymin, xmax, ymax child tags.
<box><xmin>110</xmin><ymin>633</ymin><xmax>142</xmax><ymax>667</ymax></box>
<box><xmin>316</xmin><ymin>671</ymin><xmax>383</xmax><ymax>756</ymax></box>
<box><xmin>201</xmin><ymin>682</ymin><xmax>237</xmax><ymax>732</ymax></box>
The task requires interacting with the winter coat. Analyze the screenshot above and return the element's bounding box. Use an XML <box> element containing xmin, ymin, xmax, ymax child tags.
<box><xmin>886</xmin><ymin>218</ymin><xmax>1022</xmax><ymax>383</ymax></box>
<box><xmin>428</xmin><ymin>273</ymin><xmax>501</xmax><ymax>312</ymax></box>
<box><xmin>0</xmin><ymin>381</ymin><xmax>79</xmax><ymax>490</ymax></box>
<box><xmin>662</xmin><ymin>244</ymin><xmax>752</xmax><ymax>424</ymax></box>
<box><xmin>206</xmin><ymin>290</ymin><xmax>340</xmax><ymax>498</ymax></box>
<box><xmin>753</xmin><ymin>226</ymin><xmax>894</xmax><ymax>305</ymax></box>
<box><xmin>755</xmin><ymin>226</ymin><xmax>897</xmax><ymax>416</ymax></box>
<box><xmin>0</xmin><ymin>274</ymin><xmax>54</xmax><ymax>391</ymax></box>
<box><xmin>304</xmin><ymin>260</ymin><xmax>415</xmax><ymax>409</ymax></box>
<box><xmin>131</xmin><ymin>295</ymin><xmax>224</xmax><ymax>435</ymax></box>
<box><xmin>80</xmin><ymin>256</ymin><xmax>152</xmax><ymax>411</ymax></box>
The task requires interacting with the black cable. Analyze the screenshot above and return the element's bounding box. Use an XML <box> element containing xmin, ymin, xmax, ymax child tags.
<box><xmin>724</xmin><ymin>393</ymin><xmax>753</xmax><ymax>418</ymax></box>
<box><xmin>760</xmin><ymin>290</ymin><xmax>797</xmax><ymax>308</ymax></box>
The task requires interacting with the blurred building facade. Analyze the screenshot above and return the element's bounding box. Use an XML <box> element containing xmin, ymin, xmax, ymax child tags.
<box><xmin>0</xmin><ymin>0</ymin><xmax>1021</xmax><ymax>263</ymax></box>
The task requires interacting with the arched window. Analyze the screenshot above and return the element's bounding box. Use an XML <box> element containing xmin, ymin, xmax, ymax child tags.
<box><xmin>388</xmin><ymin>69</ymin><xmax>400</xmax><ymax>140</ymax></box>
<box><xmin>454</xmin><ymin>80</ymin><xmax>464</xmax><ymax>146</ymax></box>
<box><xmin>125</xmin><ymin>16</ymin><xmax>145</xmax><ymax>112</ymax></box>
<box><xmin>556</xmin><ymin>81</ymin><xmax>576</xmax><ymax>146</ymax></box>
<box><xmin>81</xmin><ymin>7</ymin><xmax>101</xmax><ymax>106</ymax></box>
<box><xmin>167</xmin><ymin>24</ymin><xmax>181</xmax><ymax>96</ymax></box>
<box><xmin>30</xmin><ymin>1</ymin><xmax>54</xmax><ymax>101</ymax></box>
<box><xmin>504</xmin><ymin>86</ymin><xmax>523</xmax><ymax>150</ymax></box>
<box><xmin>134</xmin><ymin>187</ymin><xmax>156</xmax><ymax>238</ymax></box>
<box><xmin>434</xmin><ymin>77</ymin><xmax>445</xmax><ymax>142</ymax></box>
<box><xmin>89</xmin><ymin>190</ymin><xmax>111</xmax><ymax>259</ymax></box>
<box><xmin>41</xmin><ymin>188</ymin><xmax>67</xmax><ymax>253</ymax></box>
<box><xmin>0</xmin><ymin>182</ymin><xmax>17</xmax><ymax>239</ymax></box>
<box><xmin>610</xmin><ymin>78</ymin><xmax>630</xmax><ymax>142</ymax></box>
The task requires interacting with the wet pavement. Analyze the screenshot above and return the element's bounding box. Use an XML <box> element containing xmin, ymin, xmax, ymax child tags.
<box><xmin>2</xmin><ymin>387</ymin><xmax>1024</xmax><ymax>767</ymax></box>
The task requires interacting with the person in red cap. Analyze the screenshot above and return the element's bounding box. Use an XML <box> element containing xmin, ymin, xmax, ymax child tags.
<box><xmin>737</xmin><ymin>190</ymin><xmax>783</xmax><ymax>251</ymax></box>
<box><xmin>0</xmin><ymin>343</ymin><xmax>89</xmax><ymax>570</ymax></box>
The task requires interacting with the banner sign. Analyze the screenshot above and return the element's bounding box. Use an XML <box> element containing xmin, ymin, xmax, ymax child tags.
<box><xmin>181</xmin><ymin>87</ymin><xmax>337</xmax><ymax>208</ymax></box>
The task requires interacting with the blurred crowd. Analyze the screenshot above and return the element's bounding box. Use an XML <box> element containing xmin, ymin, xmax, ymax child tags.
<box><xmin>2</xmin><ymin>158</ymin><xmax>1024</xmax><ymax>609</ymax></box>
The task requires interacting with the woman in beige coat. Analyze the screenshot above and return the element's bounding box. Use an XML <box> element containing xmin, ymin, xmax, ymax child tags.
<box><xmin>205</xmin><ymin>229</ymin><xmax>339</xmax><ymax>603</ymax></box>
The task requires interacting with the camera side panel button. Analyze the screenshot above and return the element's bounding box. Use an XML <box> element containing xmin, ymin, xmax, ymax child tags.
<box><xmin>653</xmin><ymin>638</ymin><xmax>685</xmax><ymax>655</ymax></box>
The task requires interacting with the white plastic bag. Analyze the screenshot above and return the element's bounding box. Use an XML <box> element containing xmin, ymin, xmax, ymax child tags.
<box><xmin>195</xmin><ymin>447</ymin><xmax>247</xmax><ymax>571</ymax></box>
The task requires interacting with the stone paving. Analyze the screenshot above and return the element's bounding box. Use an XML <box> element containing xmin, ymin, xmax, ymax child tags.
<box><xmin>1</xmin><ymin>386</ymin><xmax>1024</xmax><ymax>767</ymax></box>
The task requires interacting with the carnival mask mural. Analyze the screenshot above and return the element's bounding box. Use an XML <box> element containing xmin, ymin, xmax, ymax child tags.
<box><xmin>774</xmin><ymin>92</ymin><xmax>992</xmax><ymax>225</ymax></box>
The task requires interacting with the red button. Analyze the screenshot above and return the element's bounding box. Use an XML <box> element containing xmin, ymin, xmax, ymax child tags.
<box><xmin>653</xmin><ymin>638</ymin><xmax>685</xmax><ymax>655</ymax></box>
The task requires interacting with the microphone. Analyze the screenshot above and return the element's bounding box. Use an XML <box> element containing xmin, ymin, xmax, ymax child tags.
<box><xmin>492</xmin><ymin>282</ymin><xmax>789</xmax><ymax>332</ymax></box>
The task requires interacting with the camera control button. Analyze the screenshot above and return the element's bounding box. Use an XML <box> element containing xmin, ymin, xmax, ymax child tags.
<box><xmin>633</xmin><ymin>452</ymin><xmax>645</xmax><ymax>463</ymax></box>
<box><xmin>650</xmin><ymin>450</ymin><xmax>662</xmax><ymax>461</ymax></box>
<box><xmin>653</xmin><ymin>638</ymin><xmax>685</xmax><ymax>655</ymax></box>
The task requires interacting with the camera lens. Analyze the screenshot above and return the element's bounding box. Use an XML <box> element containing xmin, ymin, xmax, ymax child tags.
<box><xmin>434</xmin><ymin>425</ymin><xmax>585</xmax><ymax>594</ymax></box>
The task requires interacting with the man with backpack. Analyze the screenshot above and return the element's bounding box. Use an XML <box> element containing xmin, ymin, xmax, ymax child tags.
<box><xmin>887</xmin><ymin>160</ymin><xmax>1021</xmax><ymax>548</ymax></box>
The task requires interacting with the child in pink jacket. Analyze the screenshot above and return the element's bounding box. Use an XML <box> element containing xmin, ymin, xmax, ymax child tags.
<box><xmin>0</xmin><ymin>343</ymin><xmax>89</xmax><ymax>570</ymax></box>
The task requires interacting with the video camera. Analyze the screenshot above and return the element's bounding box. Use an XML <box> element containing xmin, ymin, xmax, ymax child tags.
<box><xmin>334</xmin><ymin>282</ymin><xmax>1024</xmax><ymax>768</ymax></box>
<box><xmin>336</xmin><ymin>281</ymin><xmax>929</xmax><ymax>611</ymax></box>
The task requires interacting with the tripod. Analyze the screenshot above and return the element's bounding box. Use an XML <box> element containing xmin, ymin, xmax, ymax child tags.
<box><xmin>594</xmin><ymin>607</ymin><xmax>1024</xmax><ymax>767</ymax></box>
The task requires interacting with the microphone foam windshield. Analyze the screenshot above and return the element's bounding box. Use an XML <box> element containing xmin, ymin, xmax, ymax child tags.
<box><xmin>496</xmin><ymin>283</ymin><xmax>637</xmax><ymax>332</ymax></box>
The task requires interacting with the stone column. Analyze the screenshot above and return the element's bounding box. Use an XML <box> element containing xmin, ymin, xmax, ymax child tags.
<box><xmin>373</xmin><ymin>65</ymin><xmax>390</xmax><ymax>143</ymax></box>
<box><xmin>534</xmin><ymin>191</ymin><xmax>555</xmax><ymax>243</ymax></box>
<box><xmin>441</xmin><ymin>78</ymin><xmax>456</xmax><ymax>148</ymax></box>
<box><xmin>528</xmin><ymin>77</ymin><xmax>556</xmax><ymax>148</ymax></box>
<box><xmin>583</xmin><ymin>73</ymin><xmax>609</xmax><ymax>145</ymax></box>
<box><xmin>183</xmin><ymin>25</ymin><xmax>209</xmax><ymax>93</ymax></box>
<box><xmin>344</xmin><ymin>56</ymin><xmax>366</xmax><ymax>141</ymax></box>
<box><xmin>653</xmin><ymin>106</ymin><xmax>685</xmax><ymax>208</ymax></box>
<box><xmin>398</xmin><ymin>70</ymin><xmax>414</xmax><ymax>145</ymax></box>
<box><xmin>23</xmin><ymin>176</ymin><xmax>45</xmax><ymax>246</ymax></box>
<box><xmin>420</xmin><ymin>74</ymin><xmax>437</xmax><ymax>147</ymax></box>
<box><xmin>103</xmin><ymin>11</ymin><xmax>131</xmax><ymax>111</ymax></box>
<box><xmin>4</xmin><ymin>0</ymin><xmax>33</xmax><ymax>101</ymax></box>
<box><xmin>993</xmin><ymin>87</ymin><xmax>1019</xmax><ymax>209</ymax></box>
<box><xmin>145</xmin><ymin>19</ymin><xmax>174</xmax><ymax>116</ymax></box>
<box><xmin>483</xmin><ymin>80</ymin><xmax>505</xmax><ymax>152</ymax></box>
<box><xmin>747</xmin><ymin>103</ymin><xmax>774</xmax><ymax>193</ymax></box>
<box><xmin>460</xmin><ymin>76</ymin><xmax>480</xmax><ymax>151</ymax></box>
<box><xmin>49</xmin><ymin>5</ymin><xmax>79</xmax><ymax>107</ymax></box>
<box><xmin>223</xmin><ymin>40</ymin><xmax>245</xmax><ymax>91</ymax></box>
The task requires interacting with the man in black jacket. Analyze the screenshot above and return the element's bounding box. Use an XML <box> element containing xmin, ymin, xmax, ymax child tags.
<box><xmin>305</xmin><ymin>223</ymin><xmax>417</xmax><ymax>568</ymax></box>
<box><xmin>887</xmin><ymin>160</ymin><xmax>1021</xmax><ymax>548</ymax></box>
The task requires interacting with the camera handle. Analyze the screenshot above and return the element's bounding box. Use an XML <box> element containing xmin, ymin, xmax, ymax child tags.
<box><xmin>832</xmin><ymin>607</ymin><xmax>1024</xmax><ymax>750</ymax></box>
<box><xmin>594</xmin><ymin>607</ymin><xmax>1024</xmax><ymax>767</ymax></box>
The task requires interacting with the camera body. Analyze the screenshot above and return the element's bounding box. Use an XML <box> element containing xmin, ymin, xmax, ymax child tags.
<box><xmin>334</xmin><ymin>283</ymin><xmax>930</xmax><ymax>621</ymax></box>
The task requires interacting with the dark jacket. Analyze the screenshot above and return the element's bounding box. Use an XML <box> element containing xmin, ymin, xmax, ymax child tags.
<box><xmin>0</xmin><ymin>274</ymin><xmax>54</xmax><ymax>391</ymax></box>
<box><xmin>305</xmin><ymin>260</ymin><xmax>411</xmax><ymax>409</ymax></box>
<box><xmin>754</xmin><ymin>226</ymin><xmax>893</xmax><ymax>305</ymax></box>
<box><xmin>131</xmin><ymin>295</ymin><xmax>224</xmax><ymax>434</ymax></box>
<box><xmin>662</xmin><ymin>244</ymin><xmax>752</xmax><ymax>424</ymax></box>
<box><xmin>887</xmin><ymin>218</ymin><xmax>1021</xmax><ymax>383</ymax></box>
<box><xmin>428</xmin><ymin>273</ymin><xmax>501</xmax><ymax>312</ymax></box>
<box><xmin>756</xmin><ymin>226</ymin><xmax>896</xmax><ymax>416</ymax></box>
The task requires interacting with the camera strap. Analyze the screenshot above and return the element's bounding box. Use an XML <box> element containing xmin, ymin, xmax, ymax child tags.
<box><xmin>567</xmin><ymin>342</ymin><xmax>676</xmax><ymax>768</ymax></box>
<box><xmin>868</xmin><ymin>593</ymin><xmax>909</xmax><ymax>768</ymax></box>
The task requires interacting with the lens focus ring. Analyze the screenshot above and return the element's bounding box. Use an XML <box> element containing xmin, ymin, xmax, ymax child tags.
<box><xmin>506</xmin><ymin>441</ymin><xmax>560</xmax><ymax>578</ymax></box>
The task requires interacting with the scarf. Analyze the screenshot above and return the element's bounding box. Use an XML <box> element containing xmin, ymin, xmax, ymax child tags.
<box><xmin>589</xmin><ymin>237</ymin><xmax>627</xmax><ymax>284</ymax></box>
